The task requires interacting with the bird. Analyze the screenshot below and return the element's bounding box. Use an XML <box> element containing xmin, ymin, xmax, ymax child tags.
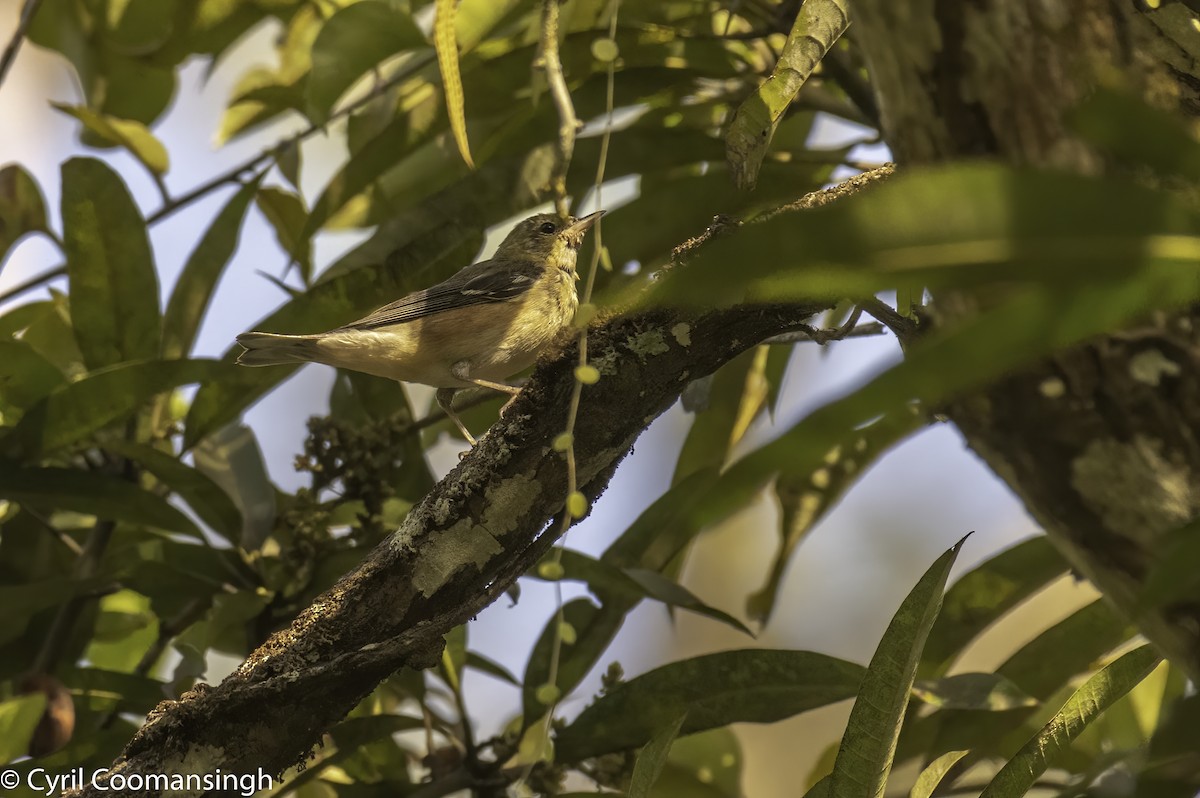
<box><xmin>235</xmin><ymin>210</ymin><xmax>605</xmax><ymax>445</ymax></box>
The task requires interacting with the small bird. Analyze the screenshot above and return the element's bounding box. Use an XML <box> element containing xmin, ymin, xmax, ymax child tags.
<box><xmin>236</xmin><ymin>210</ymin><xmax>604</xmax><ymax>445</ymax></box>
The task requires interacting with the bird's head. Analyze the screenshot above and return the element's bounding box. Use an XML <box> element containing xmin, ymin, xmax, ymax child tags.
<box><xmin>493</xmin><ymin>210</ymin><xmax>605</xmax><ymax>272</ymax></box>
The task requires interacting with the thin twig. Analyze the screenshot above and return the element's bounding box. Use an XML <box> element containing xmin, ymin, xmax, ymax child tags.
<box><xmin>763</xmin><ymin>320</ymin><xmax>886</xmax><ymax>344</ymax></box>
<box><xmin>31</xmin><ymin>519</ymin><xmax>116</xmax><ymax>674</ymax></box>
<box><xmin>148</xmin><ymin>62</ymin><xmax>421</xmax><ymax>226</ymax></box>
<box><xmin>24</xmin><ymin>508</ymin><xmax>85</xmax><ymax>556</ymax></box>
<box><xmin>537</xmin><ymin>0</ymin><xmax>578</xmax><ymax>218</ymax></box>
<box><xmin>859</xmin><ymin>295</ymin><xmax>919</xmax><ymax>345</ymax></box>
<box><xmin>0</xmin><ymin>264</ymin><xmax>65</xmax><ymax>304</ymax></box>
<box><xmin>0</xmin><ymin>0</ymin><xmax>44</xmax><ymax>90</ymax></box>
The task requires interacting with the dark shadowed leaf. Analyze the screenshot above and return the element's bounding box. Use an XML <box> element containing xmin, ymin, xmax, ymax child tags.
<box><xmin>0</xmin><ymin>340</ymin><xmax>66</xmax><ymax>416</ymax></box>
<box><xmin>1070</xmin><ymin>89</ymin><xmax>1200</xmax><ymax>183</ymax></box>
<box><xmin>3</xmin><ymin>359</ymin><xmax>231</xmax><ymax>457</ymax></box>
<box><xmin>102</xmin><ymin>440</ymin><xmax>243</xmax><ymax>544</ymax></box>
<box><xmin>255</xmin><ymin>186</ymin><xmax>312</xmax><ymax>283</ymax></box>
<box><xmin>0</xmin><ymin>164</ymin><xmax>48</xmax><ymax>271</ymax></box>
<box><xmin>829</xmin><ymin>536</ymin><xmax>966</xmax><ymax>798</ymax></box>
<box><xmin>1139</xmin><ymin>517</ymin><xmax>1200</xmax><ymax>611</ymax></box>
<box><xmin>0</xmin><ymin>462</ymin><xmax>201</xmax><ymax>537</ymax></box>
<box><xmin>60</xmin><ymin>158</ymin><xmax>160</xmax><ymax>369</ymax></box>
<box><xmin>650</xmin><ymin>165</ymin><xmax>1200</xmax><ymax>307</ymax></box>
<box><xmin>466</xmin><ymin>652</ymin><xmax>519</xmax><ymax>686</ymax></box>
<box><xmin>192</xmin><ymin>423</ymin><xmax>276</xmax><ymax>550</ymax></box>
<box><xmin>919</xmin><ymin>536</ymin><xmax>1067</xmax><ymax>679</ymax></box>
<box><xmin>306</xmin><ymin>1</ymin><xmax>427</xmax><ymax>122</ymax></box>
<box><xmin>163</xmin><ymin>178</ymin><xmax>262</xmax><ymax>359</ymax></box>
<box><xmin>521</xmin><ymin>598</ymin><xmax>614</xmax><ymax>728</ymax></box>
<box><xmin>997</xmin><ymin>599</ymin><xmax>1133</xmax><ymax>701</ymax></box>
<box><xmin>555</xmin><ymin>649</ymin><xmax>865</xmax><ymax>762</ymax></box>
<box><xmin>912</xmin><ymin>673</ymin><xmax>1037</xmax><ymax>711</ymax></box>
<box><xmin>749</xmin><ymin>407</ymin><xmax>926</xmax><ymax>624</ymax></box>
<box><xmin>709</xmin><ymin>273</ymin><xmax>1199</xmax><ymax>557</ymax></box>
<box><xmin>531</xmin><ymin>549</ymin><xmax>751</xmax><ymax>635</ymax></box>
<box><xmin>978</xmin><ymin>645</ymin><xmax>1161</xmax><ymax>798</ymax></box>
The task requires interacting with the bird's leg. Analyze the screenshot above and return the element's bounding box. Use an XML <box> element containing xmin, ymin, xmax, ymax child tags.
<box><xmin>435</xmin><ymin>387</ymin><xmax>477</xmax><ymax>447</ymax></box>
<box><xmin>449</xmin><ymin>362</ymin><xmax>523</xmax><ymax>416</ymax></box>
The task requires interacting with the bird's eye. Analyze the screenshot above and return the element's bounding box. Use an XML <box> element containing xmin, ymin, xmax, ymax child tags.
<box><xmin>538</xmin><ymin>221</ymin><xmax>557</xmax><ymax>235</ymax></box>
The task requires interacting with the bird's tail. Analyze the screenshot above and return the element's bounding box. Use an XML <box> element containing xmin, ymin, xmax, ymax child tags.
<box><xmin>235</xmin><ymin>331</ymin><xmax>321</xmax><ymax>366</ymax></box>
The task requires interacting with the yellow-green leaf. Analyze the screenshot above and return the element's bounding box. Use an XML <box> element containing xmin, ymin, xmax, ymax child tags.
<box><xmin>53</xmin><ymin>104</ymin><xmax>170</xmax><ymax>176</ymax></box>
<box><xmin>725</xmin><ymin>0</ymin><xmax>850</xmax><ymax>189</ymax></box>
<box><xmin>435</xmin><ymin>0</ymin><xmax>474</xmax><ymax>169</ymax></box>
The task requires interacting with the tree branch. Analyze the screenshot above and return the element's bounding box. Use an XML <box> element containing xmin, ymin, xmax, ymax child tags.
<box><xmin>536</xmin><ymin>0</ymin><xmax>577</xmax><ymax>218</ymax></box>
<box><xmin>71</xmin><ymin>302</ymin><xmax>824</xmax><ymax>795</ymax></box>
<box><xmin>0</xmin><ymin>0</ymin><xmax>44</xmax><ymax>90</ymax></box>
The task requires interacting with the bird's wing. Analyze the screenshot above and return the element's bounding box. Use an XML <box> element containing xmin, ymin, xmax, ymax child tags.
<box><xmin>339</xmin><ymin>260</ymin><xmax>540</xmax><ymax>331</ymax></box>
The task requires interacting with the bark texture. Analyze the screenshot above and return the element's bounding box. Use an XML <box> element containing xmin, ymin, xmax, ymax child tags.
<box><xmin>851</xmin><ymin>0</ymin><xmax>1200</xmax><ymax>676</ymax></box>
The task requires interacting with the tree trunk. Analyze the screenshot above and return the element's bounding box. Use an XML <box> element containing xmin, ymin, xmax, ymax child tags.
<box><xmin>851</xmin><ymin>0</ymin><xmax>1200</xmax><ymax>676</ymax></box>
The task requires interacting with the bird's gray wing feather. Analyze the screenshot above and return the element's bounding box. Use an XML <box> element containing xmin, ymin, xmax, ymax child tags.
<box><xmin>338</xmin><ymin>260</ymin><xmax>539</xmax><ymax>330</ymax></box>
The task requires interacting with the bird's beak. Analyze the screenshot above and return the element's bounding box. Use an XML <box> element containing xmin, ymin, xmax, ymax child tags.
<box><xmin>563</xmin><ymin>210</ymin><xmax>606</xmax><ymax>246</ymax></box>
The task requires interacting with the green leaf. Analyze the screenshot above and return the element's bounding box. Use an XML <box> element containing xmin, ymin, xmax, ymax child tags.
<box><xmin>52</xmin><ymin>104</ymin><xmax>170</xmax><ymax>175</ymax></box>
<box><xmin>255</xmin><ymin>185</ymin><xmax>312</xmax><ymax>282</ymax></box>
<box><xmin>1070</xmin><ymin>88</ymin><xmax>1200</xmax><ymax>183</ymax></box>
<box><xmin>658</xmin><ymin>727</ymin><xmax>743</xmax><ymax>798</ymax></box>
<box><xmin>102</xmin><ymin>440</ymin><xmax>243</xmax><ymax>544</ymax></box>
<box><xmin>162</xmin><ymin>178</ymin><xmax>262</xmax><ymax>359</ymax></box>
<box><xmin>435</xmin><ymin>0</ymin><xmax>474</xmax><ymax>168</ymax></box>
<box><xmin>3</xmin><ymin>359</ymin><xmax>231</xmax><ymax>457</ymax></box>
<box><xmin>0</xmin><ymin>461</ymin><xmax>202</xmax><ymax>536</ymax></box>
<box><xmin>441</xmin><ymin>623</ymin><xmax>467</xmax><ymax>691</ymax></box>
<box><xmin>725</xmin><ymin>0</ymin><xmax>849</xmax><ymax>189</ymax></box>
<box><xmin>919</xmin><ymin>536</ymin><xmax>1067</xmax><ymax>679</ymax></box>
<box><xmin>0</xmin><ymin>694</ymin><xmax>47</xmax><ymax>764</ymax></box>
<box><xmin>911</xmin><ymin>673</ymin><xmax>1038</xmax><ymax>711</ymax></box>
<box><xmin>0</xmin><ymin>574</ymin><xmax>116</xmax><ymax>646</ymax></box>
<box><xmin>64</xmin><ymin>667</ymin><xmax>169</xmax><ymax>715</ymax></box>
<box><xmin>909</xmin><ymin>750</ymin><xmax>969</xmax><ymax>798</ymax></box>
<box><xmin>85</xmin><ymin>589</ymin><xmax>158</xmax><ymax>672</ymax></box>
<box><xmin>306</xmin><ymin>1</ymin><xmax>427</xmax><ymax>122</ymax></box>
<box><xmin>466</xmin><ymin>652</ymin><xmax>519</xmax><ymax>686</ymax></box>
<box><xmin>630</xmin><ymin>713</ymin><xmax>687</xmax><ymax>798</ymax></box>
<box><xmin>829</xmin><ymin>536</ymin><xmax>967</xmax><ymax>798</ymax></box>
<box><xmin>0</xmin><ymin>164</ymin><xmax>49</xmax><ymax>270</ymax></box>
<box><xmin>651</xmin><ymin>165</ymin><xmax>1200</xmax><ymax>307</ymax></box>
<box><xmin>0</xmin><ymin>340</ymin><xmax>66</xmax><ymax>417</ymax></box>
<box><xmin>906</xmin><ymin>598</ymin><xmax>1133</xmax><ymax>766</ymax></box>
<box><xmin>749</xmin><ymin>408</ymin><xmax>926</xmax><ymax>624</ymax></box>
<box><xmin>532</xmin><ymin>549</ymin><xmax>751</xmax><ymax>635</ymax></box>
<box><xmin>191</xmin><ymin>423</ymin><xmax>277</xmax><ymax>550</ymax></box>
<box><xmin>1139</xmin><ymin>517</ymin><xmax>1200</xmax><ymax>610</ymax></box>
<box><xmin>555</xmin><ymin>649</ymin><xmax>866</xmax><ymax>762</ymax></box>
<box><xmin>522</xmin><ymin>598</ymin><xmax>614</xmax><ymax>728</ymax></box>
<box><xmin>708</xmin><ymin>272</ymin><xmax>1197</xmax><ymax>572</ymax></box>
<box><xmin>104</xmin><ymin>0</ymin><xmax>178</xmax><ymax>54</ymax></box>
<box><xmin>996</xmin><ymin>599</ymin><xmax>1133</xmax><ymax>701</ymax></box>
<box><xmin>978</xmin><ymin>645</ymin><xmax>1162</xmax><ymax>798</ymax></box>
<box><xmin>61</xmin><ymin>157</ymin><xmax>160</xmax><ymax>369</ymax></box>
<box><xmin>673</xmin><ymin>350</ymin><xmax>760</xmax><ymax>483</ymax></box>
